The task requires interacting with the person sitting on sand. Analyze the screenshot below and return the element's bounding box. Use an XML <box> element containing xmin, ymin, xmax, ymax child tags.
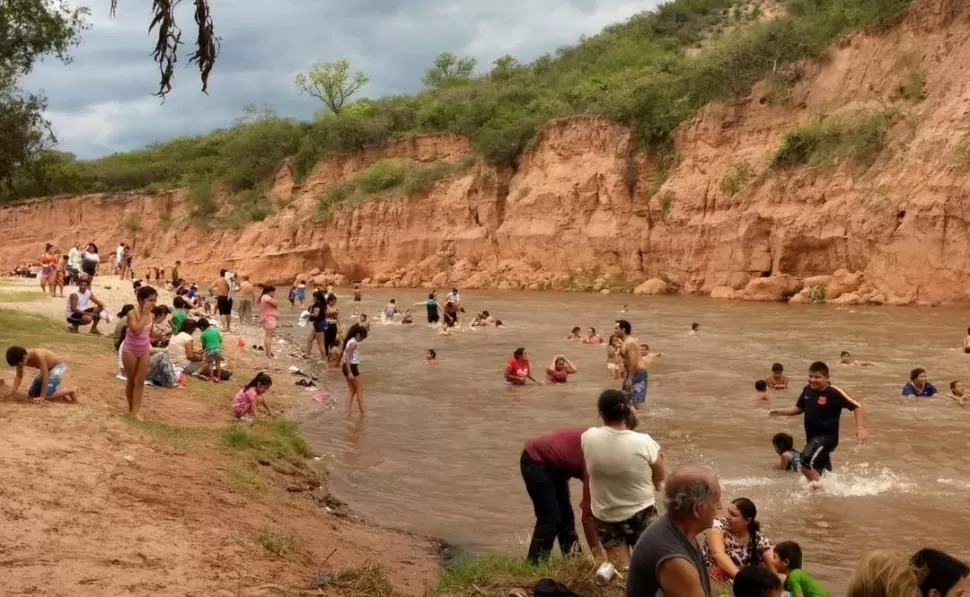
<box><xmin>3</xmin><ymin>346</ymin><xmax>78</xmax><ymax>402</ymax></box>
<box><xmin>774</xmin><ymin>541</ymin><xmax>829</xmax><ymax>597</ymax></box>
<box><xmin>232</xmin><ymin>372</ymin><xmax>274</xmax><ymax>422</ymax></box>
<box><xmin>948</xmin><ymin>381</ymin><xmax>967</xmax><ymax>407</ymax></box>
<box><xmin>167</xmin><ymin>319</ymin><xmax>208</xmax><ymax>378</ymax></box>
<box><xmin>840</xmin><ymin>351</ymin><xmax>874</xmax><ymax>366</ymax></box>
<box><xmin>150</xmin><ymin>305</ymin><xmax>172</xmax><ymax>348</ymax></box>
<box><xmin>567</xmin><ymin>326</ymin><xmax>582</xmax><ymax>340</ymax></box>
<box><xmin>753</xmin><ymin>380</ymin><xmax>769</xmax><ymax>401</ymax></box>
<box><xmin>767</xmin><ymin>362</ymin><xmax>788</xmax><ymax>390</ymax></box>
<box><xmin>689</xmin><ymin>322</ymin><xmax>700</xmax><ymax>336</ymax></box>
<box><xmin>505</xmin><ymin>347</ymin><xmax>539</xmax><ymax>385</ymax></box>
<box><xmin>66</xmin><ymin>276</ymin><xmax>105</xmax><ymax>335</ymax></box>
<box><xmin>902</xmin><ymin>367</ymin><xmax>938</xmax><ymax>398</ymax></box>
<box><xmin>425</xmin><ymin>349</ymin><xmax>437</xmax><ymax>366</ymax></box>
<box><xmin>582</xmin><ymin>327</ymin><xmax>604</xmax><ymax>344</ymax></box>
<box><xmin>771</xmin><ymin>432</ymin><xmax>802</xmax><ymax>472</ymax></box>
<box><xmin>546</xmin><ymin>355</ymin><xmax>577</xmax><ymax>384</ymax></box>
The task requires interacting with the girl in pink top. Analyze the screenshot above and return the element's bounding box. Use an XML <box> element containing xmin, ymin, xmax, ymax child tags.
<box><xmin>232</xmin><ymin>372</ymin><xmax>274</xmax><ymax>421</ymax></box>
<box><xmin>122</xmin><ymin>285</ymin><xmax>157</xmax><ymax>419</ymax></box>
<box><xmin>259</xmin><ymin>285</ymin><xmax>279</xmax><ymax>358</ymax></box>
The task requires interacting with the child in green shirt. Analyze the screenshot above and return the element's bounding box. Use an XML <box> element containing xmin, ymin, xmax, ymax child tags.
<box><xmin>774</xmin><ymin>541</ymin><xmax>828</xmax><ymax>597</ymax></box>
<box><xmin>197</xmin><ymin>318</ymin><xmax>223</xmax><ymax>383</ymax></box>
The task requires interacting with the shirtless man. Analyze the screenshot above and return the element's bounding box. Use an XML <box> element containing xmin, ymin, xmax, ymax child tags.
<box><xmin>615</xmin><ymin>319</ymin><xmax>648</xmax><ymax>409</ymax></box>
<box><xmin>210</xmin><ymin>268</ymin><xmax>232</xmax><ymax>333</ymax></box>
<box><xmin>237</xmin><ymin>275</ymin><xmax>256</xmax><ymax>326</ymax></box>
<box><xmin>4</xmin><ymin>346</ymin><xmax>78</xmax><ymax>402</ymax></box>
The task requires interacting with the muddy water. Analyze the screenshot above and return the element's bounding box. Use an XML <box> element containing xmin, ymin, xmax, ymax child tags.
<box><xmin>299</xmin><ymin>291</ymin><xmax>970</xmax><ymax>590</ymax></box>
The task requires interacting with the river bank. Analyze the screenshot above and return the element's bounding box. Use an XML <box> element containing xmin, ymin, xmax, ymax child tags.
<box><xmin>0</xmin><ymin>278</ymin><xmax>442</xmax><ymax>597</ymax></box>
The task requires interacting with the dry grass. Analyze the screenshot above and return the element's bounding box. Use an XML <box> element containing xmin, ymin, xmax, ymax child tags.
<box><xmin>433</xmin><ymin>556</ymin><xmax>625</xmax><ymax>597</ymax></box>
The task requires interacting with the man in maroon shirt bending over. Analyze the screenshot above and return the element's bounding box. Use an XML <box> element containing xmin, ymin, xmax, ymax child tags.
<box><xmin>521</xmin><ymin>428</ymin><xmax>602</xmax><ymax>563</ymax></box>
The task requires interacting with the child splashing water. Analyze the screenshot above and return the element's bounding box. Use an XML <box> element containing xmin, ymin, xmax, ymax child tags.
<box><xmin>232</xmin><ymin>372</ymin><xmax>274</xmax><ymax>422</ymax></box>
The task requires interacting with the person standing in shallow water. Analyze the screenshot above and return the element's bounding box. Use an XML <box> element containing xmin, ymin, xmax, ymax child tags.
<box><xmin>769</xmin><ymin>360</ymin><xmax>868</xmax><ymax>485</ymax></box>
<box><xmin>341</xmin><ymin>324</ymin><xmax>368</xmax><ymax>417</ymax></box>
<box><xmin>615</xmin><ymin>320</ymin><xmax>647</xmax><ymax>408</ymax></box>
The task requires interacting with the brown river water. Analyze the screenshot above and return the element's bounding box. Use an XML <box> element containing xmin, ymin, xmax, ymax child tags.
<box><xmin>291</xmin><ymin>290</ymin><xmax>970</xmax><ymax>590</ymax></box>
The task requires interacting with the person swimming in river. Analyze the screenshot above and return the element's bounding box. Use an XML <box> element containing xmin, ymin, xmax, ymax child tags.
<box><xmin>766</xmin><ymin>363</ymin><xmax>788</xmax><ymax>390</ymax></box>
<box><xmin>582</xmin><ymin>327</ymin><xmax>604</xmax><ymax>344</ymax></box>
<box><xmin>902</xmin><ymin>367</ymin><xmax>938</xmax><ymax>397</ymax></box>
<box><xmin>546</xmin><ymin>355</ymin><xmax>577</xmax><ymax>384</ymax></box>
<box><xmin>383</xmin><ymin>299</ymin><xmax>399</xmax><ymax>322</ymax></box>
<box><xmin>606</xmin><ymin>334</ymin><xmax>623</xmax><ymax>381</ymax></box>
<box><xmin>753</xmin><ymin>379</ymin><xmax>769</xmax><ymax>401</ymax></box>
<box><xmin>567</xmin><ymin>326</ymin><xmax>582</xmax><ymax>340</ymax></box>
<box><xmin>771</xmin><ymin>432</ymin><xmax>803</xmax><ymax>472</ymax></box>
<box><xmin>401</xmin><ymin>309</ymin><xmax>413</xmax><ymax>324</ymax></box>
<box><xmin>689</xmin><ymin>322</ymin><xmax>700</xmax><ymax>335</ymax></box>
<box><xmin>425</xmin><ymin>349</ymin><xmax>437</xmax><ymax>365</ymax></box>
<box><xmin>839</xmin><ymin>351</ymin><xmax>874</xmax><ymax>366</ymax></box>
<box><xmin>948</xmin><ymin>381</ymin><xmax>967</xmax><ymax>406</ymax></box>
<box><xmin>505</xmin><ymin>347</ymin><xmax>539</xmax><ymax>385</ymax></box>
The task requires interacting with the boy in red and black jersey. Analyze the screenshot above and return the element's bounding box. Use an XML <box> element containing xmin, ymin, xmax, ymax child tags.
<box><xmin>769</xmin><ymin>361</ymin><xmax>869</xmax><ymax>483</ymax></box>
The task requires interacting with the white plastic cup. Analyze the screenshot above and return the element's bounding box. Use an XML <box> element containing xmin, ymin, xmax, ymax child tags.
<box><xmin>594</xmin><ymin>562</ymin><xmax>616</xmax><ymax>586</ymax></box>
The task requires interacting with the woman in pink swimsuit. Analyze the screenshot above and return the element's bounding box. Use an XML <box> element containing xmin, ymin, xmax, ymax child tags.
<box><xmin>122</xmin><ymin>285</ymin><xmax>157</xmax><ymax>419</ymax></box>
<box><xmin>260</xmin><ymin>285</ymin><xmax>279</xmax><ymax>358</ymax></box>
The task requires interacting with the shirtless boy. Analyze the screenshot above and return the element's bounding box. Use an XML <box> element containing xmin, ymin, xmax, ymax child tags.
<box><xmin>4</xmin><ymin>346</ymin><xmax>78</xmax><ymax>402</ymax></box>
<box><xmin>210</xmin><ymin>269</ymin><xmax>232</xmax><ymax>333</ymax></box>
<box><xmin>766</xmin><ymin>363</ymin><xmax>788</xmax><ymax>390</ymax></box>
<box><xmin>948</xmin><ymin>381</ymin><xmax>967</xmax><ymax>407</ymax></box>
<box><xmin>615</xmin><ymin>320</ymin><xmax>647</xmax><ymax>408</ymax></box>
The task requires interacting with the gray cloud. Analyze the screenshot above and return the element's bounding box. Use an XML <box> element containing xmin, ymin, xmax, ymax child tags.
<box><xmin>24</xmin><ymin>0</ymin><xmax>659</xmax><ymax>158</ymax></box>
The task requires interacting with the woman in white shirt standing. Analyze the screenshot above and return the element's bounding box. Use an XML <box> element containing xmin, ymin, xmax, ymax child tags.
<box><xmin>581</xmin><ymin>389</ymin><xmax>666</xmax><ymax>566</ymax></box>
<box><xmin>341</xmin><ymin>324</ymin><xmax>368</xmax><ymax>418</ymax></box>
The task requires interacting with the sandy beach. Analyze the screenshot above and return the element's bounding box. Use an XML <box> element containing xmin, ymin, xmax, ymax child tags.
<box><xmin>0</xmin><ymin>276</ymin><xmax>439</xmax><ymax>597</ymax></box>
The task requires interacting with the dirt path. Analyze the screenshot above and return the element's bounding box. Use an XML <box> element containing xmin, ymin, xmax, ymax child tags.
<box><xmin>0</xmin><ymin>277</ymin><xmax>440</xmax><ymax>596</ymax></box>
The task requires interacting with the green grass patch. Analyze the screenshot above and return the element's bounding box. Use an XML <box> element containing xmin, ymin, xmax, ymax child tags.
<box><xmin>0</xmin><ymin>308</ymin><xmax>109</xmax><ymax>354</ymax></box>
<box><xmin>221</xmin><ymin>418</ymin><xmax>314</xmax><ymax>468</ymax></box>
<box><xmin>251</xmin><ymin>528</ymin><xmax>305</xmax><ymax>558</ymax></box>
<box><xmin>228</xmin><ymin>467</ymin><xmax>269</xmax><ymax>492</ymax></box>
<box><xmin>316</xmin><ymin>157</ymin><xmax>474</xmax><ymax>215</ymax></box>
<box><xmin>770</xmin><ymin>111</ymin><xmax>894</xmax><ymax>169</ymax></box>
<box><xmin>720</xmin><ymin>160</ymin><xmax>753</xmax><ymax>195</ymax></box>
<box><xmin>0</xmin><ymin>290</ymin><xmax>48</xmax><ymax>303</ymax></box>
<box><xmin>123</xmin><ymin>416</ymin><xmax>218</xmax><ymax>450</ymax></box>
<box><xmin>434</xmin><ymin>555</ymin><xmax>609</xmax><ymax>597</ymax></box>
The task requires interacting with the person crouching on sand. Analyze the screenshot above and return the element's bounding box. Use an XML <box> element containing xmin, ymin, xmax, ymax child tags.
<box><xmin>3</xmin><ymin>346</ymin><xmax>79</xmax><ymax>402</ymax></box>
<box><xmin>232</xmin><ymin>372</ymin><xmax>274</xmax><ymax>422</ymax></box>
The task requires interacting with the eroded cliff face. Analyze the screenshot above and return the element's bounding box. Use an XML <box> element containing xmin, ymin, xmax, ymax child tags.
<box><xmin>4</xmin><ymin>0</ymin><xmax>970</xmax><ymax>305</ymax></box>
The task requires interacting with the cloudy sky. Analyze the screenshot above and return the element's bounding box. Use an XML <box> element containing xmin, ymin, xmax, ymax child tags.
<box><xmin>23</xmin><ymin>0</ymin><xmax>660</xmax><ymax>159</ymax></box>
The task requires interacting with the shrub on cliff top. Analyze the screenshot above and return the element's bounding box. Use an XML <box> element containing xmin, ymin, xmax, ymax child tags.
<box><xmin>0</xmin><ymin>0</ymin><xmax>914</xmax><ymax>204</ymax></box>
<box><xmin>315</xmin><ymin>157</ymin><xmax>475</xmax><ymax>216</ymax></box>
<box><xmin>771</xmin><ymin>110</ymin><xmax>894</xmax><ymax>169</ymax></box>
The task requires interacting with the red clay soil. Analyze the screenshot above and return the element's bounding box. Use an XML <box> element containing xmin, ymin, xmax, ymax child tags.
<box><xmin>0</xmin><ymin>307</ymin><xmax>439</xmax><ymax>597</ymax></box>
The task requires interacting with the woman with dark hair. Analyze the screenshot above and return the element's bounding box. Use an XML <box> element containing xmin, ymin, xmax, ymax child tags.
<box><xmin>341</xmin><ymin>324</ymin><xmax>368</xmax><ymax>417</ymax></box>
<box><xmin>81</xmin><ymin>243</ymin><xmax>100</xmax><ymax>279</ymax></box>
<box><xmin>324</xmin><ymin>294</ymin><xmax>340</xmax><ymax>356</ymax></box>
<box><xmin>505</xmin><ymin>347</ymin><xmax>538</xmax><ymax>385</ymax></box>
<box><xmin>704</xmin><ymin>497</ymin><xmax>775</xmax><ymax>597</ymax></box>
<box><xmin>903</xmin><ymin>368</ymin><xmax>938</xmax><ymax>397</ymax></box>
<box><xmin>581</xmin><ymin>389</ymin><xmax>665</xmax><ymax>566</ymax></box>
<box><xmin>305</xmin><ymin>290</ymin><xmax>327</xmax><ymax>360</ymax></box>
<box><xmin>122</xmin><ymin>285</ymin><xmax>158</xmax><ymax>419</ymax></box>
<box><xmin>912</xmin><ymin>548</ymin><xmax>970</xmax><ymax>597</ymax></box>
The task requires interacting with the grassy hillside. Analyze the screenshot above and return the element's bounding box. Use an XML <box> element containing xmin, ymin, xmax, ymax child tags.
<box><xmin>2</xmin><ymin>0</ymin><xmax>911</xmax><ymax>207</ymax></box>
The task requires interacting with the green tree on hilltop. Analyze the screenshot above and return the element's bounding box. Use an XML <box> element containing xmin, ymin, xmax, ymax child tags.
<box><xmin>295</xmin><ymin>59</ymin><xmax>369</xmax><ymax>115</ymax></box>
<box><xmin>422</xmin><ymin>52</ymin><xmax>476</xmax><ymax>88</ymax></box>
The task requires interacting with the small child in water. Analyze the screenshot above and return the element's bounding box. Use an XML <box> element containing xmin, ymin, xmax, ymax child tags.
<box><xmin>773</xmin><ymin>541</ymin><xmax>829</xmax><ymax>597</ymax></box>
<box><xmin>840</xmin><ymin>350</ymin><xmax>874</xmax><ymax>366</ymax></box>
<box><xmin>772</xmin><ymin>432</ymin><xmax>802</xmax><ymax>472</ymax></box>
<box><xmin>425</xmin><ymin>349</ymin><xmax>437</xmax><ymax>365</ymax></box>
<box><xmin>767</xmin><ymin>362</ymin><xmax>788</xmax><ymax>390</ymax></box>
<box><xmin>689</xmin><ymin>322</ymin><xmax>700</xmax><ymax>335</ymax></box>
<box><xmin>232</xmin><ymin>372</ymin><xmax>274</xmax><ymax>422</ymax></box>
<box><xmin>949</xmin><ymin>380</ymin><xmax>966</xmax><ymax>407</ymax></box>
<box><xmin>753</xmin><ymin>379</ymin><xmax>769</xmax><ymax>401</ymax></box>
<box><xmin>567</xmin><ymin>326</ymin><xmax>581</xmax><ymax>340</ymax></box>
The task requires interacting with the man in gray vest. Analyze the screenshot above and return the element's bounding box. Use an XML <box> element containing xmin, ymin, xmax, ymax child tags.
<box><xmin>627</xmin><ymin>465</ymin><xmax>722</xmax><ymax>597</ymax></box>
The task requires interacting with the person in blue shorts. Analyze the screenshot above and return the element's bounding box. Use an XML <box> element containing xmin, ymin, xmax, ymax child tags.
<box><xmin>614</xmin><ymin>319</ymin><xmax>647</xmax><ymax>408</ymax></box>
<box><xmin>4</xmin><ymin>346</ymin><xmax>78</xmax><ymax>402</ymax></box>
<box><xmin>769</xmin><ymin>361</ymin><xmax>868</xmax><ymax>484</ymax></box>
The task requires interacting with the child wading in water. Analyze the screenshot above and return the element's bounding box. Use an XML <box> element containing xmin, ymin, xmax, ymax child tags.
<box><xmin>767</xmin><ymin>363</ymin><xmax>788</xmax><ymax>390</ymax></box>
<box><xmin>773</xmin><ymin>541</ymin><xmax>829</xmax><ymax>597</ymax></box>
<box><xmin>232</xmin><ymin>372</ymin><xmax>274</xmax><ymax>422</ymax></box>
<box><xmin>771</xmin><ymin>432</ymin><xmax>802</xmax><ymax>472</ymax></box>
<box><xmin>753</xmin><ymin>379</ymin><xmax>769</xmax><ymax>401</ymax></box>
<box><xmin>3</xmin><ymin>346</ymin><xmax>79</xmax><ymax>402</ymax></box>
<box><xmin>425</xmin><ymin>349</ymin><xmax>437</xmax><ymax>366</ymax></box>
